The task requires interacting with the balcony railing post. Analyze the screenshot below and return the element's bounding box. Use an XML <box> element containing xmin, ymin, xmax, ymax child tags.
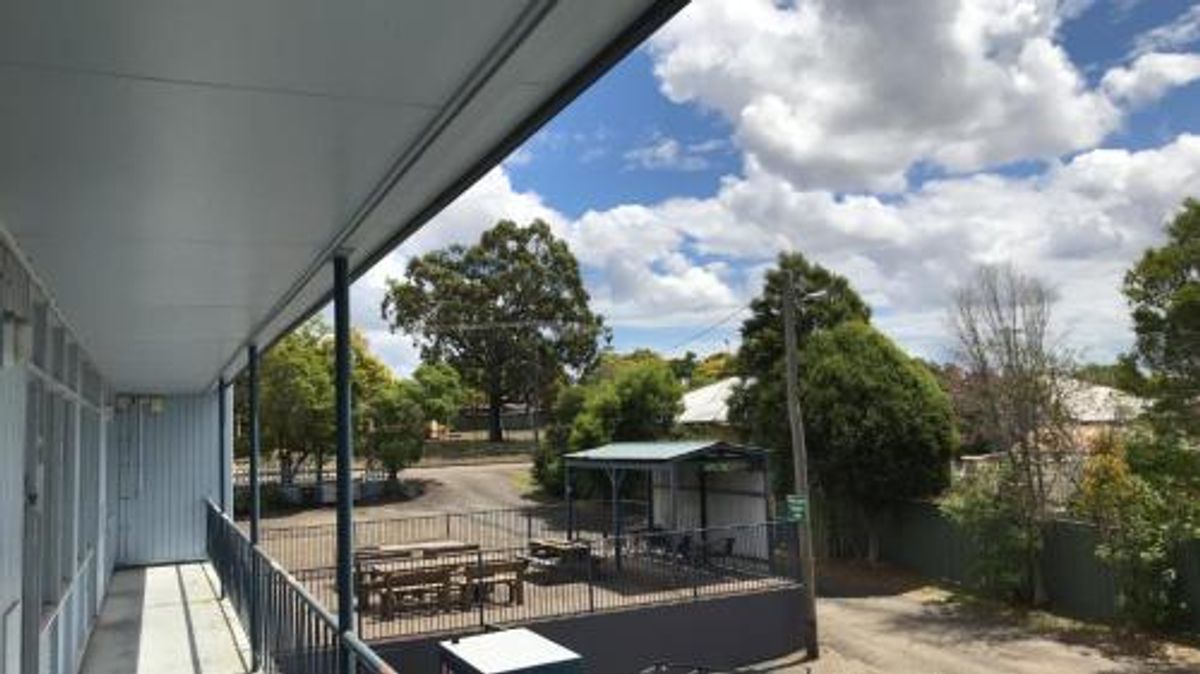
<box><xmin>248</xmin><ymin>343</ymin><xmax>262</xmax><ymax>672</ymax></box>
<box><xmin>586</xmin><ymin>541</ymin><xmax>595</xmax><ymax>613</ymax></box>
<box><xmin>476</xmin><ymin>550</ymin><xmax>486</xmax><ymax>628</ymax></box>
<box><xmin>217</xmin><ymin>380</ymin><xmax>227</xmax><ymax>600</ymax></box>
<box><xmin>333</xmin><ymin>252</ymin><xmax>357</xmax><ymax>674</ymax></box>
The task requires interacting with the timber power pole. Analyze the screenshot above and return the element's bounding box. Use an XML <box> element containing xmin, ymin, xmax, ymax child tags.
<box><xmin>783</xmin><ymin>271</ymin><xmax>820</xmax><ymax>658</ymax></box>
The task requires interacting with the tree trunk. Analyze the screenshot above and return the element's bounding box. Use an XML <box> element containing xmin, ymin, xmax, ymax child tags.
<box><xmin>488</xmin><ymin>395</ymin><xmax>504</xmax><ymax>442</ymax></box>
<box><xmin>280</xmin><ymin>453</ymin><xmax>295</xmax><ymax>486</ymax></box>
<box><xmin>862</xmin><ymin>504</ymin><xmax>880</xmax><ymax>564</ymax></box>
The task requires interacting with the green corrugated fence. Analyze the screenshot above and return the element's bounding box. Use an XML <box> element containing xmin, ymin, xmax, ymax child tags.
<box><xmin>817</xmin><ymin>499</ymin><xmax>1200</xmax><ymax>630</ymax></box>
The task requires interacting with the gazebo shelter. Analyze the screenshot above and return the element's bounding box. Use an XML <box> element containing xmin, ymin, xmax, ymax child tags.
<box><xmin>562</xmin><ymin>440</ymin><xmax>772</xmax><ymax>562</ymax></box>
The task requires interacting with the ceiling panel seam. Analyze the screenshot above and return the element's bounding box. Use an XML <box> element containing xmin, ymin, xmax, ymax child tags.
<box><xmin>0</xmin><ymin>59</ymin><xmax>442</xmax><ymax>110</ymax></box>
<box><xmin>213</xmin><ymin>0</ymin><xmax>558</xmax><ymax>384</ymax></box>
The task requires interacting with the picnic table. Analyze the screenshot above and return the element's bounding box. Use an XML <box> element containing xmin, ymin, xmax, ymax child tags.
<box><xmin>352</xmin><ymin>540</ymin><xmax>535</xmax><ymax>616</ymax></box>
<box><xmin>520</xmin><ymin>538</ymin><xmax>591</xmax><ymax>580</ymax></box>
<box><xmin>527</xmin><ymin>537</ymin><xmax>589</xmax><ymax>559</ymax></box>
<box><xmin>356</xmin><ymin>539</ymin><xmax>479</xmax><ymax>562</ymax></box>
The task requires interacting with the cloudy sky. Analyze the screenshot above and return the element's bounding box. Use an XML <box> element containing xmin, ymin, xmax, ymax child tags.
<box><xmin>351</xmin><ymin>0</ymin><xmax>1200</xmax><ymax>376</ymax></box>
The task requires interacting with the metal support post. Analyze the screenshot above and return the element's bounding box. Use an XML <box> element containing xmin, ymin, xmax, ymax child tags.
<box><xmin>247</xmin><ymin>344</ymin><xmax>262</xmax><ymax>671</ymax></box>
<box><xmin>333</xmin><ymin>253</ymin><xmax>356</xmax><ymax>674</ymax></box>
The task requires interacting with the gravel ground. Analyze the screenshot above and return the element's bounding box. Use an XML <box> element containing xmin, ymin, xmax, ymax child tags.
<box><xmin>250</xmin><ymin>461</ymin><xmax>538</xmax><ymax>530</ymax></box>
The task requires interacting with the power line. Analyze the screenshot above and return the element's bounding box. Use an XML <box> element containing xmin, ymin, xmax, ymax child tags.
<box><xmin>666</xmin><ymin>304</ymin><xmax>749</xmax><ymax>355</ymax></box>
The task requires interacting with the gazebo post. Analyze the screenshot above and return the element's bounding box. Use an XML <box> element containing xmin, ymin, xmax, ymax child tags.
<box><xmin>669</xmin><ymin>462</ymin><xmax>678</xmax><ymax>530</ymax></box>
<box><xmin>565</xmin><ymin>463</ymin><xmax>574</xmax><ymax>540</ymax></box>
<box><xmin>646</xmin><ymin>470</ymin><xmax>654</xmax><ymax>530</ymax></box>
<box><xmin>609</xmin><ymin>467</ymin><xmax>623</xmax><ymax>571</ymax></box>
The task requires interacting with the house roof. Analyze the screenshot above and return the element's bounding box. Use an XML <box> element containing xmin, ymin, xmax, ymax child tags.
<box><xmin>0</xmin><ymin>0</ymin><xmax>686</xmax><ymax>393</ymax></box>
<box><xmin>1059</xmin><ymin>379</ymin><xmax>1147</xmax><ymax>423</ymax></box>
<box><xmin>678</xmin><ymin>376</ymin><xmax>743</xmax><ymax>425</ymax></box>
<box><xmin>563</xmin><ymin>439</ymin><xmax>765</xmax><ymax>466</ymax></box>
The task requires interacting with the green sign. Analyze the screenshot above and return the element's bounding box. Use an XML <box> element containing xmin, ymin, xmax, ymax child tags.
<box><xmin>785</xmin><ymin>494</ymin><xmax>807</xmax><ymax>522</ymax></box>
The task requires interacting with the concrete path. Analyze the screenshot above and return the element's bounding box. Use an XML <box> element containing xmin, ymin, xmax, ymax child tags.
<box><xmin>80</xmin><ymin>563</ymin><xmax>251</xmax><ymax>674</ymax></box>
<box><xmin>743</xmin><ymin>563</ymin><xmax>1200</xmax><ymax>674</ymax></box>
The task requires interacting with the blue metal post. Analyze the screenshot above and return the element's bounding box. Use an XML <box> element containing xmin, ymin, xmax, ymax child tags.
<box><xmin>217</xmin><ymin>378</ymin><xmax>227</xmax><ymax>600</ymax></box>
<box><xmin>247</xmin><ymin>343</ymin><xmax>262</xmax><ymax>671</ymax></box>
<box><xmin>217</xmin><ymin>378</ymin><xmax>226</xmax><ymax>514</ymax></box>
<box><xmin>333</xmin><ymin>253</ymin><xmax>356</xmax><ymax>674</ymax></box>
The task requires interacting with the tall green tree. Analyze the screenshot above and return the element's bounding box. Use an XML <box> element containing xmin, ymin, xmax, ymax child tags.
<box><xmin>234</xmin><ymin>320</ymin><xmax>402</xmax><ymax>484</ymax></box>
<box><xmin>382</xmin><ymin>220</ymin><xmax>606</xmax><ymax>441</ymax></box>
<box><xmin>1123</xmin><ymin>198</ymin><xmax>1200</xmax><ymax>435</ymax></box>
<box><xmin>364</xmin><ymin>381</ymin><xmax>426</xmax><ymax>485</ymax></box>
<box><xmin>729</xmin><ymin>252</ymin><xmax>871</xmax><ymax>492</ymax></box>
<box><xmin>800</xmin><ymin>322</ymin><xmax>957</xmax><ymax>548</ymax></box>
<box><xmin>411</xmin><ymin>361</ymin><xmax>467</xmax><ymax>427</ymax></box>
<box><xmin>245</xmin><ymin>318</ymin><xmax>334</xmax><ymax>484</ymax></box>
<box><xmin>533</xmin><ymin>352</ymin><xmax>683</xmax><ymax>494</ymax></box>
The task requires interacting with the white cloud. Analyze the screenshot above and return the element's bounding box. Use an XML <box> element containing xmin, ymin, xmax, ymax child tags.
<box><xmin>623</xmin><ymin>135</ymin><xmax>728</xmax><ymax>171</ymax></box>
<box><xmin>1102</xmin><ymin>52</ymin><xmax>1200</xmax><ymax>105</ymax></box>
<box><xmin>1131</xmin><ymin>4</ymin><xmax>1200</xmax><ymax>56</ymax></box>
<box><xmin>353</xmin><ymin>134</ymin><xmax>1200</xmax><ymax>372</ymax></box>
<box><xmin>349</xmin><ymin>0</ymin><xmax>1200</xmax><ymax>374</ymax></box>
<box><xmin>648</xmin><ymin>0</ymin><xmax>1126</xmax><ymax>192</ymax></box>
<box><xmin>567</xmin><ymin>134</ymin><xmax>1200</xmax><ymax>358</ymax></box>
<box><xmin>647</xmin><ymin>0</ymin><xmax>1199</xmax><ymax>194</ymax></box>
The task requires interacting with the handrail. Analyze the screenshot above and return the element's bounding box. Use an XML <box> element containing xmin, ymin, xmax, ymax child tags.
<box><xmin>205</xmin><ymin>501</ymin><xmax>398</xmax><ymax>674</ymax></box>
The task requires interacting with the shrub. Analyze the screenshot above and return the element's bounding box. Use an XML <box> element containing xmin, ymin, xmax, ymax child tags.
<box><xmin>940</xmin><ymin>461</ymin><xmax>1035</xmax><ymax>601</ymax></box>
<box><xmin>1072</xmin><ymin>432</ymin><xmax>1189</xmax><ymax>628</ymax></box>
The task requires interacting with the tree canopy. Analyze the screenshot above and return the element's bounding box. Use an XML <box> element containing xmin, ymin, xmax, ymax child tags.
<box><xmin>736</xmin><ymin>252</ymin><xmax>871</xmax><ymax>381</ymax></box>
<box><xmin>382</xmin><ymin>220</ymin><xmax>606</xmax><ymax>441</ymax></box>
<box><xmin>410</xmin><ymin>361</ymin><xmax>467</xmax><ymax>426</ymax></box>
<box><xmin>1123</xmin><ymin>198</ymin><xmax>1200</xmax><ymax>435</ymax></box>
<box><xmin>250</xmin><ymin>319</ymin><xmax>333</xmax><ymax>483</ymax></box>
<box><xmin>532</xmin><ymin>351</ymin><xmax>683</xmax><ymax>494</ymax></box>
<box><xmin>798</xmin><ymin>321</ymin><xmax>957</xmax><ymax>505</ymax></box>
<box><xmin>234</xmin><ymin>318</ymin><xmax>421</xmax><ymax>484</ymax></box>
<box><xmin>363</xmin><ymin>381</ymin><xmax>426</xmax><ymax>483</ymax></box>
<box><xmin>729</xmin><ymin>252</ymin><xmax>872</xmax><ymax>493</ymax></box>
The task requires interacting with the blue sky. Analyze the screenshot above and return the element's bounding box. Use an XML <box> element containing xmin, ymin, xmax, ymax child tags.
<box><xmin>355</xmin><ymin>0</ymin><xmax>1200</xmax><ymax>376</ymax></box>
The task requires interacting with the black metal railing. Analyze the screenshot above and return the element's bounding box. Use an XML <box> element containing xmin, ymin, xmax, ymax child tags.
<box><xmin>206</xmin><ymin>502</ymin><xmax>396</xmax><ymax>674</ymax></box>
<box><xmin>258</xmin><ymin>501</ymin><xmax>649</xmax><ymax>571</ymax></box>
<box><xmin>290</xmin><ymin>520</ymin><xmax>801</xmax><ymax>641</ymax></box>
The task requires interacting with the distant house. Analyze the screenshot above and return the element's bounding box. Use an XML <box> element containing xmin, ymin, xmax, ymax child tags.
<box><xmin>956</xmin><ymin>379</ymin><xmax>1149</xmax><ymax>505</ymax></box>
<box><xmin>1058</xmin><ymin>379</ymin><xmax>1147</xmax><ymax>427</ymax></box>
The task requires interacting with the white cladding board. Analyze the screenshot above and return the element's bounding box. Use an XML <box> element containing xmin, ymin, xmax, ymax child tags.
<box><xmin>0</xmin><ymin>366</ymin><xmax>26</xmax><ymax>674</ymax></box>
<box><xmin>116</xmin><ymin>394</ymin><xmax>218</xmax><ymax>565</ymax></box>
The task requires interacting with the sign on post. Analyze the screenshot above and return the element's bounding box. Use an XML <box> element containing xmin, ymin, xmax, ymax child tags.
<box><xmin>785</xmin><ymin>494</ymin><xmax>807</xmax><ymax>522</ymax></box>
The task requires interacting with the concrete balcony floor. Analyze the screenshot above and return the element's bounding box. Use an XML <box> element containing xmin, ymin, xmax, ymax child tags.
<box><xmin>81</xmin><ymin>563</ymin><xmax>250</xmax><ymax>674</ymax></box>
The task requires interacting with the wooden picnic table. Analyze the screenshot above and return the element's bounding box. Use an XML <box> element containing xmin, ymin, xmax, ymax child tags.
<box><xmin>356</xmin><ymin>539</ymin><xmax>479</xmax><ymax>562</ymax></box>
<box><xmin>528</xmin><ymin>537</ymin><xmax>589</xmax><ymax>559</ymax></box>
<box><xmin>356</xmin><ymin>555</ymin><xmax>529</xmax><ymax>616</ymax></box>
